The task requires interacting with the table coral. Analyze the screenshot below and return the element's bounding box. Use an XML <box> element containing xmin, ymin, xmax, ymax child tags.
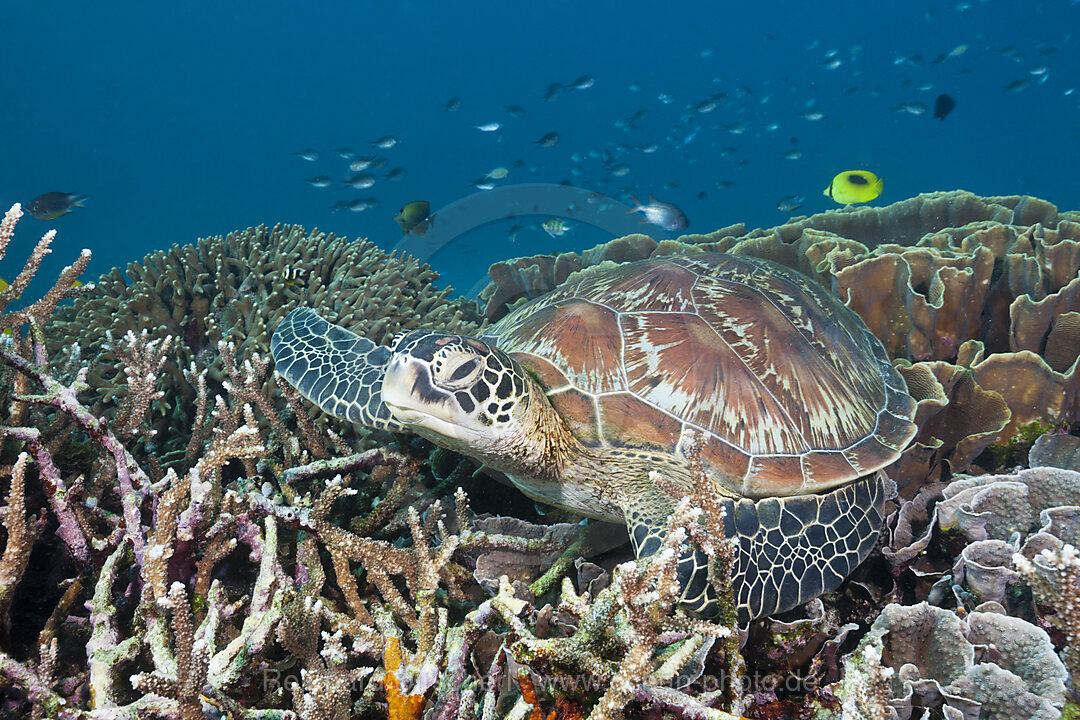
<box><xmin>45</xmin><ymin>223</ymin><xmax>484</xmax><ymax>455</ymax></box>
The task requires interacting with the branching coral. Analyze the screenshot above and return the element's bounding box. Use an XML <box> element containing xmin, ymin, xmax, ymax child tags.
<box><xmin>485</xmin><ymin>478</ymin><xmax>742</xmax><ymax>720</ymax></box>
<box><xmin>45</xmin><ymin>223</ymin><xmax>484</xmax><ymax>455</ymax></box>
<box><xmin>0</xmin><ymin>203</ymin><xmax>92</xmax><ymax>334</ymax></box>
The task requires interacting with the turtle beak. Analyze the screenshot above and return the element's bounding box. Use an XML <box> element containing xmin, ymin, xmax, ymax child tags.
<box><xmin>382</xmin><ymin>356</ymin><xmax>454</xmax><ymax>427</ymax></box>
<box><xmin>383</xmin><ymin>353</ymin><xmax>491</xmax><ymax>447</ymax></box>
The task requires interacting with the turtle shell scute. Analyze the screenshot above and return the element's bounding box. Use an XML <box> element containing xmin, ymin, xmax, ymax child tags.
<box><xmin>489</xmin><ymin>253</ymin><xmax>917</xmax><ymax>497</ymax></box>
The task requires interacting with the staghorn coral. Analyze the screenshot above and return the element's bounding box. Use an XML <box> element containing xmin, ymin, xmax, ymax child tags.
<box><xmin>46</xmin><ymin>223</ymin><xmax>484</xmax><ymax>455</ymax></box>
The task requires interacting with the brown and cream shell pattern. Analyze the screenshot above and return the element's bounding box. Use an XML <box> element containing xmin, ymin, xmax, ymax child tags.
<box><xmin>487</xmin><ymin>253</ymin><xmax>916</xmax><ymax>499</ymax></box>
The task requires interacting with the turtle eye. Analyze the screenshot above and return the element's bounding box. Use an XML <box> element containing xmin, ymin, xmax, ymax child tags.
<box><xmin>434</xmin><ymin>355</ymin><xmax>482</xmax><ymax>390</ymax></box>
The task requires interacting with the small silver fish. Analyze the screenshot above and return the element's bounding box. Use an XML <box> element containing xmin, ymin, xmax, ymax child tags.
<box><xmin>474</xmin><ymin>121</ymin><xmax>502</xmax><ymax>132</ymax></box>
<box><xmin>344</xmin><ymin>173</ymin><xmax>376</xmax><ymax>189</ymax></box>
<box><xmin>777</xmin><ymin>195</ymin><xmax>805</xmax><ymax>213</ymax></box>
<box><xmin>304</xmin><ymin>176</ymin><xmax>333</xmax><ymax>188</ymax></box>
<box><xmin>443</xmin><ymin>97</ymin><xmax>462</xmax><ymax>111</ymax></box>
<box><xmin>893</xmin><ymin>102</ymin><xmax>928</xmax><ymax>115</ymax></box>
<box><xmin>688</xmin><ymin>98</ymin><xmax>717</xmax><ymax>114</ymax></box>
<box><xmin>349</xmin><ymin>156</ymin><xmax>375</xmax><ymax>172</ymax></box>
<box><xmin>626</xmin><ymin>194</ymin><xmax>689</xmax><ymax>231</ymax></box>
<box><xmin>370</xmin><ymin>135</ymin><xmax>399</xmax><ymax>149</ymax></box>
<box><xmin>346</xmin><ymin>198</ymin><xmax>374</xmax><ymax>212</ymax></box>
<box><xmin>507</xmin><ymin>222</ymin><xmax>525</xmax><ymax>243</ymax></box>
<box><xmin>571</xmin><ymin>75</ymin><xmax>595</xmax><ymax>90</ymax></box>
<box><xmin>534</xmin><ymin>132</ymin><xmax>559</xmax><ymax>147</ymax></box>
<box><xmin>294</xmin><ymin>149</ymin><xmax>319</xmax><ymax>161</ymax></box>
<box><xmin>542</xmin><ymin>83</ymin><xmax>563</xmax><ymax>101</ymax></box>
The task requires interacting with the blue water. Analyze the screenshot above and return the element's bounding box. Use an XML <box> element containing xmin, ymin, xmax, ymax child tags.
<box><xmin>2</xmin><ymin>0</ymin><xmax>1078</xmax><ymax>299</ymax></box>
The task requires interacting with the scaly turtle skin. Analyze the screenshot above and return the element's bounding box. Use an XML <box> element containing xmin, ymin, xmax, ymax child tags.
<box><xmin>271</xmin><ymin>253</ymin><xmax>917</xmax><ymax>624</ymax></box>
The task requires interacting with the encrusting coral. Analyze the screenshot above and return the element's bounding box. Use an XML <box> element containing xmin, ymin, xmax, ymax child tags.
<box><xmin>4</xmin><ymin>196</ymin><xmax>1080</xmax><ymax>719</ymax></box>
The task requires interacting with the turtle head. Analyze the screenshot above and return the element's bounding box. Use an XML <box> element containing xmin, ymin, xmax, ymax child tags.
<box><xmin>381</xmin><ymin>331</ymin><xmax>533</xmax><ymax>457</ymax></box>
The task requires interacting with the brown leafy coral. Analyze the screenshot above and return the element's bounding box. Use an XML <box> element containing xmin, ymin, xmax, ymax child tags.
<box><xmin>45</xmin><ymin>223</ymin><xmax>484</xmax><ymax>453</ymax></box>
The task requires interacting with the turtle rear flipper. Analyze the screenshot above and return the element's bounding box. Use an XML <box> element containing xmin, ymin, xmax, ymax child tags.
<box><xmin>624</xmin><ymin>473</ymin><xmax>889</xmax><ymax>625</ymax></box>
<box><xmin>726</xmin><ymin>473</ymin><xmax>888</xmax><ymax>625</ymax></box>
<box><xmin>271</xmin><ymin>307</ymin><xmax>405</xmax><ymax>432</ymax></box>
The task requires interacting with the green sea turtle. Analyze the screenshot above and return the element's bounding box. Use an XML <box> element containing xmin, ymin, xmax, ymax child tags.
<box><xmin>271</xmin><ymin>253</ymin><xmax>917</xmax><ymax>624</ymax></box>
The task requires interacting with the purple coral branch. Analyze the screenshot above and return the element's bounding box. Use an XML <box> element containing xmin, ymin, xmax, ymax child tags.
<box><xmin>635</xmin><ymin>684</ymin><xmax>743</xmax><ymax>720</ymax></box>
<box><xmin>1</xmin><ymin>348</ymin><xmax>150</xmax><ymax>562</ymax></box>
<box><xmin>280</xmin><ymin>447</ymin><xmax>413</xmax><ymax>484</ymax></box>
<box><xmin>0</xmin><ymin>650</ymin><xmax>81</xmax><ymax>720</ymax></box>
<box><xmin>0</xmin><ymin>425</ymin><xmax>92</xmax><ymax>569</ymax></box>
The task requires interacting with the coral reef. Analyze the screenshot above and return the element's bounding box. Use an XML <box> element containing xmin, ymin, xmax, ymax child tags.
<box><xmin>2</xmin><ymin>205</ymin><xmax>751</xmax><ymax>720</ymax></box>
<box><xmin>46</xmin><ymin>224</ymin><xmax>484</xmax><ymax>456</ymax></box>
<box><xmin>4</xmin><ymin>195</ymin><xmax>1080</xmax><ymax>720</ymax></box>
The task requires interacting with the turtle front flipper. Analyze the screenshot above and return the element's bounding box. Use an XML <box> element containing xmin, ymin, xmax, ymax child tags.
<box><xmin>621</xmin><ymin>488</ymin><xmax>721</xmax><ymax>619</ymax></box>
<box><xmin>270</xmin><ymin>307</ymin><xmax>406</xmax><ymax>432</ymax></box>
<box><xmin>624</xmin><ymin>473</ymin><xmax>889</xmax><ymax>625</ymax></box>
